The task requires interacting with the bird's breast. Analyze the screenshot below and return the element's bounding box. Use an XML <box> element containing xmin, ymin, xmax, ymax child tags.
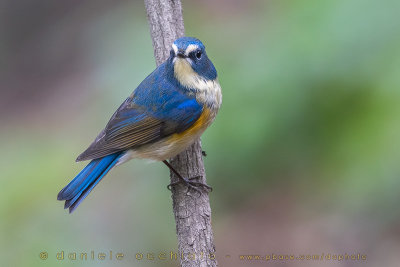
<box><xmin>192</xmin><ymin>79</ymin><xmax>222</xmax><ymax>111</ymax></box>
<box><xmin>153</xmin><ymin>107</ymin><xmax>217</xmax><ymax>160</ymax></box>
<box><xmin>120</xmin><ymin>107</ymin><xmax>217</xmax><ymax>162</ymax></box>
<box><xmin>169</xmin><ymin>107</ymin><xmax>215</xmax><ymax>144</ymax></box>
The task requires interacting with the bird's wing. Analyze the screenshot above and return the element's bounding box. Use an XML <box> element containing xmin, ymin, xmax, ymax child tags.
<box><xmin>76</xmin><ymin>71</ymin><xmax>203</xmax><ymax>161</ymax></box>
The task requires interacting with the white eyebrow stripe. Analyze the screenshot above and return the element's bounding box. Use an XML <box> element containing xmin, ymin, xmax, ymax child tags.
<box><xmin>185</xmin><ymin>44</ymin><xmax>199</xmax><ymax>55</ymax></box>
<box><xmin>172</xmin><ymin>44</ymin><xmax>178</xmax><ymax>55</ymax></box>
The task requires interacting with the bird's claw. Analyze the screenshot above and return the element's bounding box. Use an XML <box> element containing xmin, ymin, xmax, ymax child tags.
<box><xmin>167</xmin><ymin>176</ymin><xmax>212</xmax><ymax>194</ymax></box>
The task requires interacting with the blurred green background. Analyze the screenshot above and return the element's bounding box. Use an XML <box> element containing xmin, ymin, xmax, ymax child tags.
<box><xmin>1</xmin><ymin>0</ymin><xmax>400</xmax><ymax>266</ymax></box>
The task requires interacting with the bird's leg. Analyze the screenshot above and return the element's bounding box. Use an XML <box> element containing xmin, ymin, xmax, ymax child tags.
<box><xmin>202</xmin><ymin>150</ymin><xmax>207</xmax><ymax>157</ymax></box>
<box><xmin>163</xmin><ymin>160</ymin><xmax>212</xmax><ymax>193</ymax></box>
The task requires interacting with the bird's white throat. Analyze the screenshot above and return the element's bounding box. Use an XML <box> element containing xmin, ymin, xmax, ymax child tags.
<box><xmin>173</xmin><ymin>58</ymin><xmax>222</xmax><ymax>109</ymax></box>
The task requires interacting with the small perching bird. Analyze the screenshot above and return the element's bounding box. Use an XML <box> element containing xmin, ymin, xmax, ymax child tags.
<box><xmin>57</xmin><ymin>37</ymin><xmax>222</xmax><ymax>213</ymax></box>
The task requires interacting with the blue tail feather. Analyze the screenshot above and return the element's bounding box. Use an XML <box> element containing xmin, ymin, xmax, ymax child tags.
<box><xmin>58</xmin><ymin>152</ymin><xmax>122</xmax><ymax>213</ymax></box>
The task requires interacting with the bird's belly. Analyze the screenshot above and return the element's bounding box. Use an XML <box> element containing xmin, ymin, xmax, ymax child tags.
<box><xmin>118</xmin><ymin>107</ymin><xmax>216</xmax><ymax>163</ymax></box>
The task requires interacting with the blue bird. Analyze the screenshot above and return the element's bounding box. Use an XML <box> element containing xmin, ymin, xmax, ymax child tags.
<box><xmin>58</xmin><ymin>37</ymin><xmax>222</xmax><ymax>213</ymax></box>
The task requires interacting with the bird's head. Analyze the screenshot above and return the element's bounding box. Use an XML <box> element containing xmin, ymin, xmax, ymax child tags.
<box><xmin>169</xmin><ymin>37</ymin><xmax>217</xmax><ymax>88</ymax></box>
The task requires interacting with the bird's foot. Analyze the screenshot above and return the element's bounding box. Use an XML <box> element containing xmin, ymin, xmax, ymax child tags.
<box><xmin>167</xmin><ymin>176</ymin><xmax>212</xmax><ymax>194</ymax></box>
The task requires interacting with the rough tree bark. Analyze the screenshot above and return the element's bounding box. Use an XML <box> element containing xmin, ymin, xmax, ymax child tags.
<box><xmin>144</xmin><ymin>1</ymin><xmax>218</xmax><ymax>267</ymax></box>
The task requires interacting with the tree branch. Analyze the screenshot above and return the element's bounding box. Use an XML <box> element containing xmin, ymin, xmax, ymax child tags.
<box><xmin>144</xmin><ymin>1</ymin><xmax>217</xmax><ymax>266</ymax></box>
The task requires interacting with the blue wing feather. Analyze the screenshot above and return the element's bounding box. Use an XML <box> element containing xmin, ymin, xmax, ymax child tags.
<box><xmin>76</xmin><ymin>62</ymin><xmax>203</xmax><ymax>161</ymax></box>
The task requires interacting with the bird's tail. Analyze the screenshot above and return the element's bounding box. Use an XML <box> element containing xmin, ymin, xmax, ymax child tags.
<box><xmin>57</xmin><ymin>152</ymin><xmax>122</xmax><ymax>213</ymax></box>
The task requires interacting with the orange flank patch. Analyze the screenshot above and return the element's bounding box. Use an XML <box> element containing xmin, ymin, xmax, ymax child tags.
<box><xmin>169</xmin><ymin>108</ymin><xmax>212</xmax><ymax>143</ymax></box>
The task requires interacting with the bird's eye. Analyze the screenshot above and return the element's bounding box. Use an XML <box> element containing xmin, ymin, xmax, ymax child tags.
<box><xmin>196</xmin><ymin>51</ymin><xmax>202</xmax><ymax>59</ymax></box>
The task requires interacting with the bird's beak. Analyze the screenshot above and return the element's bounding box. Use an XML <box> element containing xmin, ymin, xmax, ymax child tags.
<box><xmin>176</xmin><ymin>49</ymin><xmax>186</xmax><ymax>58</ymax></box>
